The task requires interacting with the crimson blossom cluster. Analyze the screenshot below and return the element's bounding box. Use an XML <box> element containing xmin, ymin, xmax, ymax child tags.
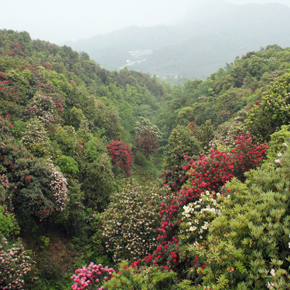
<box><xmin>106</xmin><ymin>140</ymin><xmax>133</xmax><ymax>175</ymax></box>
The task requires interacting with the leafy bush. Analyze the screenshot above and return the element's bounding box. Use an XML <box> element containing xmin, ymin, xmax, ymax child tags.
<box><xmin>246</xmin><ymin>73</ymin><xmax>290</xmax><ymax>141</ymax></box>
<box><xmin>102</xmin><ymin>261</ymin><xmax>177</xmax><ymax>290</ymax></box>
<box><xmin>178</xmin><ymin>191</ymin><xmax>226</xmax><ymax>245</ymax></box>
<box><xmin>162</xmin><ymin>125</ymin><xmax>201</xmax><ymax>191</ymax></box>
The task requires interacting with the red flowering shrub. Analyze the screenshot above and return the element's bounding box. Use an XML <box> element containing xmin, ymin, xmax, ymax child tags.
<box><xmin>107</xmin><ymin>140</ymin><xmax>133</xmax><ymax>176</ymax></box>
<box><xmin>231</xmin><ymin>133</ymin><xmax>267</xmax><ymax>180</ymax></box>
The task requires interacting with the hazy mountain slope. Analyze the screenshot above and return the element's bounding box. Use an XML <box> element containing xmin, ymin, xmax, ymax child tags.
<box><xmin>66</xmin><ymin>0</ymin><xmax>290</xmax><ymax>78</ymax></box>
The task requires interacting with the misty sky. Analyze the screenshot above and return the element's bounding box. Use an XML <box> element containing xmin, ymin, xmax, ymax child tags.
<box><xmin>1</xmin><ymin>0</ymin><xmax>289</xmax><ymax>44</ymax></box>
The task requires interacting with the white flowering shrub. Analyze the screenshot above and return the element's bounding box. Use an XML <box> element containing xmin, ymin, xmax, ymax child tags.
<box><xmin>21</xmin><ymin>117</ymin><xmax>52</xmax><ymax>158</ymax></box>
<box><xmin>101</xmin><ymin>182</ymin><xmax>169</xmax><ymax>262</ymax></box>
<box><xmin>24</xmin><ymin>91</ymin><xmax>63</xmax><ymax>124</ymax></box>
<box><xmin>48</xmin><ymin>159</ymin><xmax>68</xmax><ymax>213</ymax></box>
<box><xmin>179</xmin><ymin>191</ymin><xmax>228</xmax><ymax>243</ymax></box>
<box><xmin>0</xmin><ymin>234</ymin><xmax>37</xmax><ymax>289</ymax></box>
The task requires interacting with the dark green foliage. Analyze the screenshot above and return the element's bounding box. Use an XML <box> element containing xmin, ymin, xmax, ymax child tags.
<box><xmin>162</xmin><ymin>125</ymin><xmax>201</xmax><ymax>190</ymax></box>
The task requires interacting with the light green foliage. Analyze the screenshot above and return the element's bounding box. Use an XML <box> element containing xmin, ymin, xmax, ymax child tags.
<box><xmin>0</xmin><ymin>206</ymin><xmax>20</xmax><ymax>237</ymax></box>
<box><xmin>84</xmin><ymin>137</ymin><xmax>106</xmax><ymax>162</ymax></box>
<box><xmin>162</xmin><ymin>125</ymin><xmax>201</xmax><ymax>188</ymax></box>
<box><xmin>81</xmin><ymin>152</ymin><xmax>116</xmax><ymax>211</ymax></box>
<box><xmin>66</xmin><ymin>107</ymin><xmax>86</xmax><ymax>130</ymax></box>
<box><xmin>101</xmin><ymin>182</ymin><xmax>169</xmax><ymax>262</ymax></box>
<box><xmin>177</xmin><ymin>107</ymin><xmax>195</xmax><ymax>126</ymax></box>
<box><xmin>56</xmin><ymin>155</ymin><xmax>79</xmax><ymax>175</ymax></box>
<box><xmin>39</xmin><ymin>235</ymin><xmax>50</xmax><ymax>249</ymax></box>
<box><xmin>50</xmin><ymin>124</ymin><xmax>81</xmax><ymax>157</ymax></box>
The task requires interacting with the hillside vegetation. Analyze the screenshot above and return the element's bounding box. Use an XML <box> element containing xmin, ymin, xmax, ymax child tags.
<box><xmin>1</xmin><ymin>29</ymin><xmax>290</xmax><ymax>289</ymax></box>
<box><xmin>67</xmin><ymin>0</ymin><xmax>290</xmax><ymax>79</ymax></box>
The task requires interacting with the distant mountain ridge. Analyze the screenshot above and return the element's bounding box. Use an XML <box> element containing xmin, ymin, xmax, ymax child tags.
<box><xmin>66</xmin><ymin>0</ymin><xmax>290</xmax><ymax>79</ymax></box>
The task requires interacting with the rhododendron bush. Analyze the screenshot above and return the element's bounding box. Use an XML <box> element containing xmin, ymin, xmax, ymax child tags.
<box><xmin>0</xmin><ymin>234</ymin><xmax>37</xmax><ymax>290</ymax></box>
<box><xmin>182</xmin><ymin>146</ymin><xmax>290</xmax><ymax>289</ymax></box>
<box><xmin>134</xmin><ymin>117</ymin><xmax>161</xmax><ymax>156</ymax></box>
<box><xmin>71</xmin><ymin>262</ymin><xmax>115</xmax><ymax>290</ymax></box>
<box><xmin>106</xmin><ymin>140</ymin><xmax>133</xmax><ymax>176</ymax></box>
<box><xmin>179</xmin><ymin>191</ymin><xmax>227</xmax><ymax>244</ymax></box>
<box><xmin>101</xmin><ymin>182</ymin><xmax>169</xmax><ymax>262</ymax></box>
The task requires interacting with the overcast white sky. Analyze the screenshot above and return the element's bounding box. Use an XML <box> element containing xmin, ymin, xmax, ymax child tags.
<box><xmin>1</xmin><ymin>0</ymin><xmax>289</xmax><ymax>44</ymax></box>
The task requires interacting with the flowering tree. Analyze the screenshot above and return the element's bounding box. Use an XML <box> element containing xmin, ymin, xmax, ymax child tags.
<box><xmin>21</xmin><ymin>117</ymin><xmax>52</xmax><ymax>158</ymax></box>
<box><xmin>134</xmin><ymin>117</ymin><xmax>161</xmax><ymax>156</ymax></box>
<box><xmin>106</xmin><ymin>140</ymin><xmax>133</xmax><ymax>176</ymax></box>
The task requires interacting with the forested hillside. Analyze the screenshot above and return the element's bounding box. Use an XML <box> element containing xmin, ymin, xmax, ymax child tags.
<box><xmin>67</xmin><ymin>0</ymin><xmax>290</xmax><ymax>79</ymax></box>
<box><xmin>2</xmin><ymin>29</ymin><xmax>290</xmax><ymax>289</ymax></box>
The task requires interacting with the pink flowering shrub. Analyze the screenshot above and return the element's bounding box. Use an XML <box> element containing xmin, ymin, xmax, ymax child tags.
<box><xmin>71</xmin><ymin>262</ymin><xmax>115</xmax><ymax>290</ymax></box>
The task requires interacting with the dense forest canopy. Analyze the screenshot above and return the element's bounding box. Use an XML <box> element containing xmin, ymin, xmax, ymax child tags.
<box><xmin>1</xmin><ymin>29</ymin><xmax>290</xmax><ymax>289</ymax></box>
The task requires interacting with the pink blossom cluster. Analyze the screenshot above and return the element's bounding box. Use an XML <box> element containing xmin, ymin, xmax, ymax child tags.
<box><xmin>71</xmin><ymin>262</ymin><xmax>115</xmax><ymax>290</ymax></box>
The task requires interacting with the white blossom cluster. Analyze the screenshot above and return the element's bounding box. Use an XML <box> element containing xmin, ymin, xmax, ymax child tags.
<box><xmin>47</xmin><ymin>160</ymin><xmax>68</xmax><ymax>212</ymax></box>
<box><xmin>180</xmin><ymin>191</ymin><xmax>227</xmax><ymax>242</ymax></box>
<box><xmin>25</xmin><ymin>92</ymin><xmax>61</xmax><ymax>124</ymax></box>
<box><xmin>21</xmin><ymin>118</ymin><xmax>50</xmax><ymax>148</ymax></box>
<box><xmin>101</xmin><ymin>183</ymin><xmax>168</xmax><ymax>262</ymax></box>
